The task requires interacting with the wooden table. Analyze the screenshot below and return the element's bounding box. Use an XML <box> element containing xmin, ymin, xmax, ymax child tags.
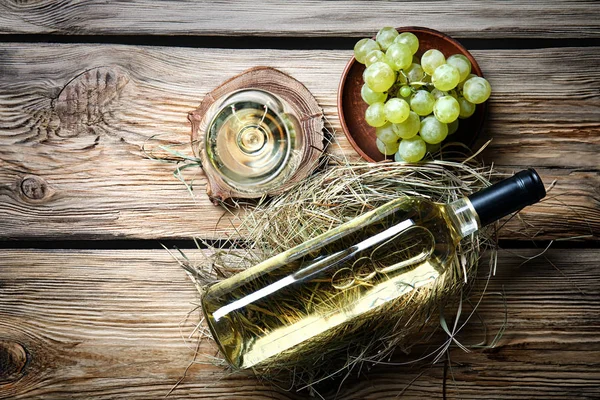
<box><xmin>1</xmin><ymin>1</ymin><xmax>599</xmax><ymax>399</ymax></box>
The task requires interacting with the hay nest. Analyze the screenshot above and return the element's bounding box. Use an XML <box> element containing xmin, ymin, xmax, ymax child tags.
<box><xmin>182</xmin><ymin>152</ymin><xmax>499</xmax><ymax>392</ymax></box>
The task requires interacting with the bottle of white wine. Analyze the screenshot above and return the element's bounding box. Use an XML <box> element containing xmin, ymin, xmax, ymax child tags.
<box><xmin>202</xmin><ymin>169</ymin><xmax>546</xmax><ymax>369</ymax></box>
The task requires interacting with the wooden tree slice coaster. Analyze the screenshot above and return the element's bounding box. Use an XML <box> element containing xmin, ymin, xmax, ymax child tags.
<box><xmin>189</xmin><ymin>67</ymin><xmax>325</xmax><ymax>202</ymax></box>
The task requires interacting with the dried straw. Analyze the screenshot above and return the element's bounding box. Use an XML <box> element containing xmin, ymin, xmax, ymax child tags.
<box><xmin>181</xmin><ymin>148</ymin><xmax>500</xmax><ymax>393</ymax></box>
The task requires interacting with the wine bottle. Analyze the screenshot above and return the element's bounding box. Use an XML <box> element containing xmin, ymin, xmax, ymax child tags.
<box><xmin>201</xmin><ymin>169</ymin><xmax>546</xmax><ymax>369</ymax></box>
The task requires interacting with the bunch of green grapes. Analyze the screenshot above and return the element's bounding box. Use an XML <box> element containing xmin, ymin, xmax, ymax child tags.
<box><xmin>354</xmin><ymin>27</ymin><xmax>492</xmax><ymax>162</ymax></box>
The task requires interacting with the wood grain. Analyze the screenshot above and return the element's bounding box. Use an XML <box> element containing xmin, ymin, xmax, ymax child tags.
<box><xmin>0</xmin><ymin>248</ymin><xmax>598</xmax><ymax>399</ymax></box>
<box><xmin>0</xmin><ymin>44</ymin><xmax>598</xmax><ymax>240</ymax></box>
<box><xmin>0</xmin><ymin>0</ymin><xmax>599</xmax><ymax>39</ymax></box>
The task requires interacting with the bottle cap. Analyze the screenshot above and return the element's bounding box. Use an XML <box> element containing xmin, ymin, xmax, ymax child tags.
<box><xmin>468</xmin><ymin>169</ymin><xmax>546</xmax><ymax>227</ymax></box>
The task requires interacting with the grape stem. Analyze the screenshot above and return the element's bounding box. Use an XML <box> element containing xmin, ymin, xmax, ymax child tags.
<box><xmin>400</xmin><ymin>70</ymin><xmax>409</xmax><ymax>82</ymax></box>
<box><xmin>401</xmin><ymin>70</ymin><xmax>434</xmax><ymax>89</ymax></box>
<box><xmin>410</xmin><ymin>81</ymin><xmax>433</xmax><ymax>88</ymax></box>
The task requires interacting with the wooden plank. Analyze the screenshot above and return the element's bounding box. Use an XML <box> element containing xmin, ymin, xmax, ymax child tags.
<box><xmin>0</xmin><ymin>0</ymin><xmax>599</xmax><ymax>39</ymax></box>
<box><xmin>0</xmin><ymin>44</ymin><xmax>598</xmax><ymax>240</ymax></box>
<box><xmin>0</xmin><ymin>248</ymin><xmax>598</xmax><ymax>399</ymax></box>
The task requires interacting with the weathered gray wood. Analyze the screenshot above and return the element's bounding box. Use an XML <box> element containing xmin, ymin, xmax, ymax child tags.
<box><xmin>0</xmin><ymin>44</ymin><xmax>598</xmax><ymax>240</ymax></box>
<box><xmin>0</xmin><ymin>0</ymin><xmax>599</xmax><ymax>39</ymax></box>
<box><xmin>0</xmin><ymin>248</ymin><xmax>598</xmax><ymax>399</ymax></box>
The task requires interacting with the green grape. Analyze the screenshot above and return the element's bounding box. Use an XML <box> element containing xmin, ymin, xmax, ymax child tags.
<box><xmin>393</xmin><ymin>150</ymin><xmax>404</xmax><ymax>162</ymax></box>
<box><xmin>392</xmin><ymin>111</ymin><xmax>420</xmax><ymax>139</ymax></box>
<box><xmin>365</xmin><ymin>102</ymin><xmax>387</xmax><ymax>127</ymax></box>
<box><xmin>396</xmin><ymin>136</ymin><xmax>426</xmax><ymax>162</ymax></box>
<box><xmin>463</xmin><ymin>76</ymin><xmax>491</xmax><ymax>104</ymax></box>
<box><xmin>410</xmin><ymin>90</ymin><xmax>435</xmax><ymax>116</ymax></box>
<box><xmin>431</xmin><ymin>88</ymin><xmax>446</xmax><ymax>100</ymax></box>
<box><xmin>419</xmin><ymin>115</ymin><xmax>448</xmax><ymax>144</ymax></box>
<box><xmin>446</xmin><ymin>54</ymin><xmax>472</xmax><ymax>82</ymax></box>
<box><xmin>398</xmin><ymin>86</ymin><xmax>412</xmax><ymax>103</ymax></box>
<box><xmin>376</xmin><ymin>138</ymin><xmax>399</xmax><ymax>155</ymax></box>
<box><xmin>364</xmin><ymin>62</ymin><xmax>396</xmax><ymax>92</ymax></box>
<box><xmin>457</xmin><ymin>96</ymin><xmax>476</xmax><ymax>118</ymax></box>
<box><xmin>432</xmin><ymin>64</ymin><xmax>460</xmax><ymax>91</ymax></box>
<box><xmin>399</xmin><ymin>85</ymin><xmax>412</xmax><ymax>98</ymax></box>
<box><xmin>394</xmin><ymin>32</ymin><xmax>419</xmax><ymax>55</ymax></box>
<box><xmin>376</xmin><ymin>26</ymin><xmax>399</xmax><ymax>51</ymax></box>
<box><xmin>405</xmin><ymin>63</ymin><xmax>425</xmax><ymax>83</ymax></box>
<box><xmin>385</xmin><ymin>42</ymin><xmax>412</xmax><ymax>71</ymax></box>
<box><xmin>361</xmin><ymin>83</ymin><xmax>387</xmax><ymax>105</ymax></box>
<box><xmin>433</xmin><ymin>95</ymin><xmax>460</xmax><ymax>123</ymax></box>
<box><xmin>375</xmin><ymin>123</ymin><xmax>397</xmax><ymax>144</ymax></box>
<box><xmin>421</xmin><ymin>49</ymin><xmax>446</xmax><ymax>75</ymax></box>
<box><xmin>447</xmin><ymin>119</ymin><xmax>459</xmax><ymax>135</ymax></box>
<box><xmin>457</xmin><ymin>73</ymin><xmax>477</xmax><ymax>92</ymax></box>
<box><xmin>384</xmin><ymin>98</ymin><xmax>410</xmax><ymax>123</ymax></box>
<box><xmin>364</xmin><ymin>50</ymin><xmax>385</xmax><ymax>67</ymax></box>
<box><xmin>382</xmin><ymin>54</ymin><xmax>398</xmax><ymax>71</ymax></box>
<box><xmin>354</xmin><ymin>38</ymin><xmax>380</xmax><ymax>64</ymax></box>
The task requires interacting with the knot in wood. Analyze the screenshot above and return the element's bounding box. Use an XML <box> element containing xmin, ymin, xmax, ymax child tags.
<box><xmin>54</xmin><ymin>66</ymin><xmax>130</xmax><ymax>138</ymax></box>
<box><xmin>0</xmin><ymin>340</ymin><xmax>28</xmax><ymax>384</ymax></box>
<box><xmin>20</xmin><ymin>176</ymin><xmax>48</xmax><ymax>200</ymax></box>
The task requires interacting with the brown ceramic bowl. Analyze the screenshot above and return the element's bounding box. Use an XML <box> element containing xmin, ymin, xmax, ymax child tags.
<box><xmin>338</xmin><ymin>27</ymin><xmax>487</xmax><ymax>162</ymax></box>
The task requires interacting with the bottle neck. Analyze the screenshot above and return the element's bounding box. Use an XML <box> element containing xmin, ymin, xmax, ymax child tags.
<box><xmin>444</xmin><ymin>169</ymin><xmax>546</xmax><ymax>240</ymax></box>
<box><xmin>445</xmin><ymin>197</ymin><xmax>481</xmax><ymax>240</ymax></box>
<box><xmin>467</xmin><ymin>169</ymin><xmax>546</xmax><ymax>227</ymax></box>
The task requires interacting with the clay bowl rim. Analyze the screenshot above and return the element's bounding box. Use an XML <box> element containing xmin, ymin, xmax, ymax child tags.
<box><xmin>337</xmin><ymin>26</ymin><xmax>487</xmax><ymax>163</ymax></box>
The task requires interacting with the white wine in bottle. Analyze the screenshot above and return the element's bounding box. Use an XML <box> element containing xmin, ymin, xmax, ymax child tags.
<box><xmin>202</xmin><ymin>169</ymin><xmax>546</xmax><ymax>369</ymax></box>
